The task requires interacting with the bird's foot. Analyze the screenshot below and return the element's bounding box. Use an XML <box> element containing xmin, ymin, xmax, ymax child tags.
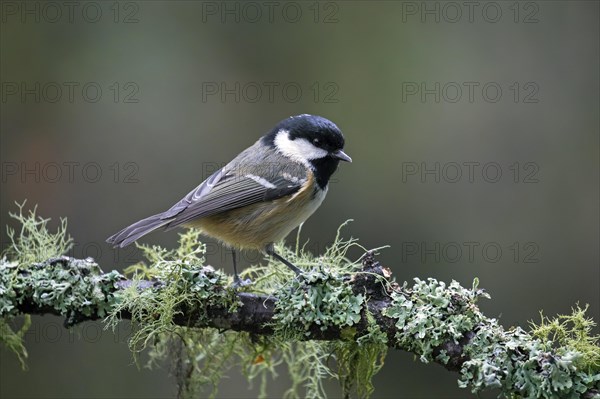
<box><xmin>231</xmin><ymin>277</ymin><xmax>252</xmax><ymax>289</ymax></box>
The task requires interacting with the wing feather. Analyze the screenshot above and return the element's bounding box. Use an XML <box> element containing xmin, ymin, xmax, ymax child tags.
<box><xmin>162</xmin><ymin>163</ymin><xmax>306</xmax><ymax>230</ymax></box>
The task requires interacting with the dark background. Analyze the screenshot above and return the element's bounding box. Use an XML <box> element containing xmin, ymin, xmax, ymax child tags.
<box><xmin>1</xmin><ymin>1</ymin><xmax>598</xmax><ymax>398</ymax></box>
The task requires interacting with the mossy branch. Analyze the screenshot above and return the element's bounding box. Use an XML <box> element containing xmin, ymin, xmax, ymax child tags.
<box><xmin>2</xmin><ymin>254</ymin><xmax>599</xmax><ymax>398</ymax></box>
<box><xmin>1</xmin><ymin>204</ymin><xmax>599</xmax><ymax>398</ymax></box>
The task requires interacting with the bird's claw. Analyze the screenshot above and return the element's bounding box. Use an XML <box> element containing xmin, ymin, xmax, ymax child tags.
<box><xmin>232</xmin><ymin>277</ymin><xmax>252</xmax><ymax>289</ymax></box>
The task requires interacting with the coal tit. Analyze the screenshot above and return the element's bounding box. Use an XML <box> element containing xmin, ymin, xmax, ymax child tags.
<box><xmin>107</xmin><ymin>114</ymin><xmax>351</xmax><ymax>284</ymax></box>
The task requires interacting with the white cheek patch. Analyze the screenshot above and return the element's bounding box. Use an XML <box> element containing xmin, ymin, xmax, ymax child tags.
<box><xmin>274</xmin><ymin>129</ymin><xmax>328</xmax><ymax>166</ymax></box>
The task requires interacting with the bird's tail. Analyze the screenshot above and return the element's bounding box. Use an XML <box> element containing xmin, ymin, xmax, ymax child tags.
<box><xmin>106</xmin><ymin>213</ymin><xmax>171</xmax><ymax>248</ymax></box>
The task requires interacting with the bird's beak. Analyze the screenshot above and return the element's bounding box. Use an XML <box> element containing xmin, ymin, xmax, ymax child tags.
<box><xmin>332</xmin><ymin>150</ymin><xmax>352</xmax><ymax>163</ymax></box>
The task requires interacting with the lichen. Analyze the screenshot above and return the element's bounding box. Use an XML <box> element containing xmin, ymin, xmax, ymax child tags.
<box><xmin>2</xmin><ymin>256</ymin><xmax>122</xmax><ymax>320</ymax></box>
<box><xmin>1</xmin><ymin>201</ymin><xmax>73</xmax><ymax>318</ymax></box>
<box><xmin>0</xmin><ymin>315</ymin><xmax>31</xmax><ymax>369</ymax></box>
<box><xmin>102</xmin><ymin>221</ymin><xmax>386</xmax><ymax>398</ymax></box>
<box><xmin>382</xmin><ymin>277</ymin><xmax>600</xmax><ymax>398</ymax></box>
<box><xmin>530</xmin><ymin>304</ymin><xmax>600</xmax><ymax>374</ymax></box>
<box><xmin>459</xmin><ymin>318</ymin><xmax>600</xmax><ymax>398</ymax></box>
<box><xmin>3</xmin><ymin>204</ymin><xmax>598</xmax><ymax>399</ymax></box>
<box><xmin>1</xmin><ymin>206</ymin><xmax>384</xmax><ymax>398</ymax></box>
<box><xmin>1</xmin><ymin>202</ymin><xmax>123</xmax><ymax>321</ymax></box>
<box><xmin>268</xmin><ymin>262</ymin><xmax>388</xmax><ymax>399</ymax></box>
<box><xmin>0</xmin><ymin>202</ymin><xmax>122</xmax><ymax>366</ymax></box>
<box><xmin>104</xmin><ymin>229</ymin><xmax>231</xmax><ymax>356</ymax></box>
<box><xmin>3</xmin><ymin>201</ymin><xmax>72</xmax><ymax>265</ymax></box>
<box><xmin>382</xmin><ymin>277</ymin><xmax>489</xmax><ymax>364</ymax></box>
<box><xmin>273</xmin><ymin>267</ymin><xmax>364</xmax><ymax>335</ymax></box>
<box><xmin>334</xmin><ymin>309</ymin><xmax>388</xmax><ymax>398</ymax></box>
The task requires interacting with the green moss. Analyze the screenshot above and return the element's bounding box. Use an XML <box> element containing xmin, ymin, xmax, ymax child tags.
<box><xmin>1</xmin><ymin>202</ymin><xmax>73</xmax><ymax>317</ymax></box>
<box><xmin>0</xmin><ymin>315</ymin><xmax>30</xmax><ymax>369</ymax></box>
<box><xmin>3</xmin><ymin>201</ymin><xmax>72</xmax><ymax>265</ymax></box>
<box><xmin>334</xmin><ymin>309</ymin><xmax>388</xmax><ymax>398</ymax></box>
<box><xmin>530</xmin><ymin>304</ymin><xmax>600</xmax><ymax>374</ymax></box>
<box><xmin>105</xmin><ymin>229</ymin><xmax>231</xmax><ymax>356</ymax></box>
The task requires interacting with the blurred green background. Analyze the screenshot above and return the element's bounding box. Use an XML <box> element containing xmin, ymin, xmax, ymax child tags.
<box><xmin>1</xmin><ymin>1</ymin><xmax>598</xmax><ymax>398</ymax></box>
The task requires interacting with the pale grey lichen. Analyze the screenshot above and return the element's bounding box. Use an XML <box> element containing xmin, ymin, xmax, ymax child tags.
<box><xmin>382</xmin><ymin>277</ymin><xmax>600</xmax><ymax>398</ymax></box>
<box><xmin>0</xmin><ymin>259</ymin><xmax>19</xmax><ymax>315</ymax></box>
<box><xmin>1</xmin><ymin>256</ymin><xmax>123</xmax><ymax>322</ymax></box>
<box><xmin>0</xmin><ymin>203</ymin><xmax>125</xmax><ymax>367</ymax></box>
<box><xmin>459</xmin><ymin>318</ymin><xmax>600</xmax><ymax>398</ymax></box>
<box><xmin>382</xmin><ymin>277</ymin><xmax>489</xmax><ymax>363</ymax></box>
<box><xmin>273</xmin><ymin>267</ymin><xmax>365</xmax><ymax>335</ymax></box>
<box><xmin>1</xmin><ymin>202</ymin><xmax>124</xmax><ymax>321</ymax></box>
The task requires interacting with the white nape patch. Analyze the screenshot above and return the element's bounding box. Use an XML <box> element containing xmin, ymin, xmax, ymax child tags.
<box><xmin>274</xmin><ymin>129</ymin><xmax>328</xmax><ymax>167</ymax></box>
<box><xmin>246</xmin><ymin>174</ymin><xmax>277</xmax><ymax>189</ymax></box>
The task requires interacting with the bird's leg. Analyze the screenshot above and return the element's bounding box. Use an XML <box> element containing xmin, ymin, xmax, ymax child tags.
<box><xmin>231</xmin><ymin>249</ymin><xmax>251</xmax><ymax>287</ymax></box>
<box><xmin>232</xmin><ymin>248</ymin><xmax>241</xmax><ymax>281</ymax></box>
<box><xmin>265</xmin><ymin>244</ymin><xmax>303</xmax><ymax>275</ymax></box>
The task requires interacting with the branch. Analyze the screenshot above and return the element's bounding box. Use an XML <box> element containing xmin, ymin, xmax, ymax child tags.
<box><xmin>1</xmin><ymin>253</ymin><xmax>598</xmax><ymax>398</ymax></box>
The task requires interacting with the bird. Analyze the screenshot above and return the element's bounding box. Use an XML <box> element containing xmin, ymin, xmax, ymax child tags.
<box><xmin>106</xmin><ymin>114</ymin><xmax>351</xmax><ymax>285</ymax></box>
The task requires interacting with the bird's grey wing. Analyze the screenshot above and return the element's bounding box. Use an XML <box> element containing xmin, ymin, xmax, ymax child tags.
<box><xmin>160</xmin><ymin>167</ymin><xmax>227</xmax><ymax>220</ymax></box>
<box><xmin>161</xmin><ymin>165</ymin><xmax>306</xmax><ymax>229</ymax></box>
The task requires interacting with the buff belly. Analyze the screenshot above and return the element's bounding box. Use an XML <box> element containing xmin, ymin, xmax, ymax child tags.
<box><xmin>187</xmin><ymin>184</ymin><xmax>327</xmax><ymax>250</ymax></box>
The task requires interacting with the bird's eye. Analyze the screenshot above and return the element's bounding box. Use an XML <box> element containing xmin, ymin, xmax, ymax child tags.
<box><xmin>312</xmin><ymin>138</ymin><xmax>320</xmax><ymax>146</ymax></box>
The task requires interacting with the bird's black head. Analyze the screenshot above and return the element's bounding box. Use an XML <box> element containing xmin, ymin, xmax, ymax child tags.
<box><xmin>263</xmin><ymin>114</ymin><xmax>351</xmax><ymax>189</ymax></box>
